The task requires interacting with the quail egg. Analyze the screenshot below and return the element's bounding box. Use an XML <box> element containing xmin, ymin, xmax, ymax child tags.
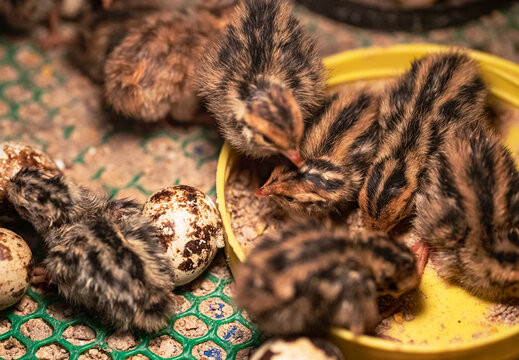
<box><xmin>251</xmin><ymin>337</ymin><xmax>344</xmax><ymax>360</ymax></box>
<box><xmin>143</xmin><ymin>185</ymin><xmax>224</xmax><ymax>285</ymax></box>
<box><xmin>0</xmin><ymin>228</ymin><xmax>32</xmax><ymax>310</ymax></box>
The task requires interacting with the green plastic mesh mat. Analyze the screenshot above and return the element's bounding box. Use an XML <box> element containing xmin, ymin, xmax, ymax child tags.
<box><xmin>0</xmin><ymin>265</ymin><xmax>259</xmax><ymax>359</ymax></box>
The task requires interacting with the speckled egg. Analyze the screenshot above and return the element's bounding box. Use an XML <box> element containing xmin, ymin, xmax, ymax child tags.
<box><xmin>0</xmin><ymin>228</ymin><xmax>32</xmax><ymax>310</ymax></box>
<box><xmin>251</xmin><ymin>338</ymin><xmax>345</xmax><ymax>360</ymax></box>
<box><xmin>143</xmin><ymin>185</ymin><xmax>224</xmax><ymax>285</ymax></box>
<box><xmin>0</xmin><ymin>142</ymin><xmax>61</xmax><ymax>222</ymax></box>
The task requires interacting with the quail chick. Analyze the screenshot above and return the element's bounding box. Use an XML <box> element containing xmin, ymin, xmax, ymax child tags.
<box><xmin>198</xmin><ymin>0</ymin><xmax>326</xmax><ymax>166</ymax></box>
<box><xmin>72</xmin><ymin>1</ymin><xmax>160</xmax><ymax>82</ymax></box>
<box><xmin>256</xmin><ymin>87</ymin><xmax>382</xmax><ymax>217</ymax></box>
<box><xmin>358</xmin><ymin>52</ymin><xmax>489</xmax><ymax>232</ymax></box>
<box><xmin>7</xmin><ymin>168</ymin><xmax>176</xmax><ymax>332</ymax></box>
<box><xmin>412</xmin><ymin>125</ymin><xmax>519</xmax><ymax>301</ymax></box>
<box><xmin>104</xmin><ymin>1</ymin><xmax>237</xmax><ymax>123</ymax></box>
<box><xmin>234</xmin><ymin>221</ymin><xmax>419</xmax><ymax>335</ymax></box>
<box><xmin>0</xmin><ymin>0</ymin><xmax>56</xmax><ymax>31</ymax></box>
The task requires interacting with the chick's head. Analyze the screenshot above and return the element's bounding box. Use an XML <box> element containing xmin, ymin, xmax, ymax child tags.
<box><xmin>240</xmin><ymin>81</ymin><xmax>303</xmax><ymax>166</ymax></box>
<box><xmin>6</xmin><ymin>168</ymin><xmax>79</xmax><ymax>232</ymax></box>
<box><xmin>256</xmin><ymin>160</ymin><xmax>347</xmax><ymax>216</ymax></box>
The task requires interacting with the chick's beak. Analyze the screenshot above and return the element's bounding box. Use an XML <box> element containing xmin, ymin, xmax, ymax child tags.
<box><xmin>284</xmin><ymin>149</ymin><xmax>302</xmax><ymax>167</ymax></box>
<box><xmin>255</xmin><ymin>186</ymin><xmax>271</xmax><ymax>197</ymax></box>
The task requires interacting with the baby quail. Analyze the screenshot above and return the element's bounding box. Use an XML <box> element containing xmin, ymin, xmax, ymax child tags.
<box><xmin>7</xmin><ymin>168</ymin><xmax>176</xmax><ymax>332</ymax></box>
<box><xmin>413</xmin><ymin>125</ymin><xmax>519</xmax><ymax>301</ymax></box>
<box><xmin>198</xmin><ymin>0</ymin><xmax>326</xmax><ymax>166</ymax></box>
<box><xmin>256</xmin><ymin>87</ymin><xmax>382</xmax><ymax>217</ymax></box>
<box><xmin>104</xmin><ymin>1</ymin><xmax>237</xmax><ymax>123</ymax></box>
<box><xmin>234</xmin><ymin>221</ymin><xmax>419</xmax><ymax>335</ymax></box>
<box><xmin>359</xmin><ymin>52</ymin><xmax>489</xmax><ymax>232</ymax></box>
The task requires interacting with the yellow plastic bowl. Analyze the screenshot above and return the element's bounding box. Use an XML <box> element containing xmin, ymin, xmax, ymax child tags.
<box><xmin>216</xmin><ymin>44</ymin><xmax>519</xmax><ymax>360</ymax></box>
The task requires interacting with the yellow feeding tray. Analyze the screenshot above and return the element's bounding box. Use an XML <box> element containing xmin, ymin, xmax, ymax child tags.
<box><xmin>216</xmin><ymin>44</ymin><xmax>519</xmax><ymax>360</ymax></box>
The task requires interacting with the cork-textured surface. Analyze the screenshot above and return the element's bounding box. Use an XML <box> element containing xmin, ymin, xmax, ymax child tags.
<box><xmin>1</xmin><ymin>1</ymin><xmax>519</xmax><ymax>359</ymax></box>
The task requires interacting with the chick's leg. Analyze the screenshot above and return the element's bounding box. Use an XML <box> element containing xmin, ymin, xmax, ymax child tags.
<box><xmin>31</xmin><ymin>266</ymin><xmax>48</xmax><ymax>284</ymax></box>
<box><xmin>411</xmin><ymin>241</ymin><xmax>430</xmax><ymax>277</ymax></box>
<box><xmin>40</xmin><ymin>6</ymin><xmax>64</xmax><ymax>49</ymax></box>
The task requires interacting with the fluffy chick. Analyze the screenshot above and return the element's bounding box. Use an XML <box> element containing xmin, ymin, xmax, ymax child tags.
<box><xmin>198</xmin><ymin>0</ymin><xmax>326</xmax><ymax>165</ymax></box>
<box><xmin>257</xmin><ymin>87</ymin><xmax>382</xmax><ymax>217</ymax></box>
<box><xmin>358</xmin><ymin>52</ymin><xmax>489</xmax><ymax>232</ymax></box>
<box><xmin>0</xmin><ymin>0</ymin><xmax>56</xmax><ymax>31</ymax></box>
<box><xmin>413</xmin><ymin>125</ymin><xmax>519</xmax><ymax>301</ymax></box>
<box><xmin>104</xmin><ymin>1</ymin><xmax>237</xmax><ymax>122</ymax></box>
<box><xmin>234</xmin><ymin>221</ymin><xmax>419</xmax><ymax>335</ymax></box>
<box><xmin>7</xmin><ymin>168</ymin><xmax>175</xmax><ymax>332</ymax></box>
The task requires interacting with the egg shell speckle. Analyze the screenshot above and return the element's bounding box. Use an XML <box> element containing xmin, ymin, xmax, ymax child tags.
<box><xmin>0</xmin><ymin>228</ymin><xmax>32</xmax><ymax>311</ymax></box>
<box><xmin>0</xmin><ymin>142</ymin><xmax>61</xmax><ymax>221</ymax></box>
<box><xmin>250</xmin><ymin>338</ymin><xmax>345</xmax><ymax>360</ymax></box>
<box><xmin>143</xmin><ymin>185</ymin><xmax>224</xmax><ymax>286</ymax></box>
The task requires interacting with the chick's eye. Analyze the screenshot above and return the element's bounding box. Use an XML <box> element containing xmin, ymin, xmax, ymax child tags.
<box><xmin>260</xmin><ymin>134</ymin><xmax>273</xmax><ymax>144</ymax></box>
<box><xmin>284</xmin><ymin>196</ymin><xmax>295</xmax><ymax>202</ymax></box>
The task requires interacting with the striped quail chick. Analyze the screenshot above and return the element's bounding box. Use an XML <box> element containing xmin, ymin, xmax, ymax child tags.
<box><xmin>412</xmin><ymin>125</ymin><xmax>519</xmax><ymax>301</ymax></box>
<box><xmin>256</xmin><ymin>87</ymin><xmax>382</xmax><ymax>217</ymax></box>
<box><xmin>104</xmin><ymin>1</ymin><xmax>237</xmax><ymax>123</ymax></box>
<box><xmin>359</xmin><ymin>52</ymin><xmax>489</xmax><ymax>232</ymax></box>
<box><xmin>234</xmin><ymin>221</ymin><xmax>420</xmax><ymax>335</ymax></box>
<box><xmin>6</xmin><ymin>168</ymin><xmax>176</xmax><ymax>332</ymax></box>
<box><xmin>72</xmin><ymin>1</ymin><xmax>162</xmax><ymax>83</ymax></box>
<box><xmin>198</xmin><ymin>0</ymin><xmax>326</xmax><ymax>166</ymax></box>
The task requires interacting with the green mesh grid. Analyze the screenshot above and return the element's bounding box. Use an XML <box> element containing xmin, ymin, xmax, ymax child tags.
<box><xmin>0</xmin><ymin>270</ymin><xmax>260</xmax><ymax>359</ymax></box>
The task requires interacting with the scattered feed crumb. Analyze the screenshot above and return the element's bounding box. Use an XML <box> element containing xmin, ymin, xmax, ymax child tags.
<box><xmin>148</xmin><ymin>335</ymin><xmax>182</xmax><ymax>358</ymax></box>
<box><xmin>217</xmin><ymin>321</ymin><xmax>252</xmax><ymax>344</ymax></box>
<box><xmin>106</xmin><ymin>331</ymin><xmax>138</xmax><ymax>351</ymax></box>
<box><xmin>12</xmin><ymin>295</ymin><xmax>38</xmax><ymax>316</ymax></box>
<box><xmin>223</xmin><ymin>283</ymin><xmax>234</xmax><ymax>298</ymax></box>
<box><xmin>208</xmin><ymin>251</ymin><xmax>232</xmax><ymax>279</ymax></box>
<box><xmin>225</xmin><ymin>168</ymin><xmax>290</xmax><ymax>253</ymax></box>
<box><xmin>46</xmin><ymin>301</ymin><xmax>77</xmax><ymax>321</ymax></box>
<box><xmin>184</xmin><ymin>277</ymin><xmax>217</xmax><ymax>296</ymax></box>
<box><xmin>78</xmin><ymin>348</ymin><xmax>111</xmax><ymax>360</ymax></box>
<box><xmin>125</xmin><ymin>355</ymin><xmax>149</xmax><ymax>360</ymax></box>
<box><xmin>236</xmin><ymin>347</ymin><xmax>254</xmax><ymax>360</ymax></box>
<box><xmin>199</xmin><ymin>298</ymin><xmax>234</xmax><ymax>320</ymax></box>
<box><xmin>62</xmin><ymin>324</ymin><xmax>96</xmax><ymax>346</ymax></box>
<box><xmin>171</xmin><ymin>294</ymin><xmax>192</xmax><ymax>313</ymax></box>
<box><xmin>173</xmin><ymin>316</ymin><xmax>208</xmax><ymax>338</ymax></box>
<box><xmin>0</xmin><ymin>317</ymin><xmax>11</xmax><ymax>334</ymax></box>
<box><xmin>192</xmin><ymin>341</ymin><xmax>227</xmax><ymax>360</ymax></box>
<box><xmin>20</xmin><ymin>318</ymin><xmax>53</xmax><ymax>341</ymax></box>
<box><xmin>0</xmin><ymin>337</ymin><xmax>26</xmax><ymax>360</ymax></box>
<box><xmin>35</xmin><ymin>343</ymin><xmax>70</xmax><ymax>360</ymax></box>
<box><xmin>486</xmin><ymin>300</ymin><xmax>519</xmax><ymax>326</ymax></box>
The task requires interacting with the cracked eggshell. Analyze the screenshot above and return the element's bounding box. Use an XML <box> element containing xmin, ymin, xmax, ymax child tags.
<box><xmin>143</xmin><ymin>185</ymin><xmax>224</xmax><ymax>286</ymax></box>
<box><xmin>0</xmin><ymin>228</ymin><xmax>32</xmax><ymax>310</ymax></box>
<box><xmin>251</xmin><ymin>338</ymin><xmax>345</xmax><ymax>360</ymax></box>
<box><xmin>0</xmin><ymin>142</ymin><xmax>61</xmax><ymax>222</ymax></box>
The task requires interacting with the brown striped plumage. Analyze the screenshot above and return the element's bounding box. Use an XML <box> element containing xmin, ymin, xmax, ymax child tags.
<box><xmin>0</xmin><ymin>0</ymin><xmax>56</xmax><ymax>31</ymax></box>
<box><xmin>197</xmin><ymin>0</ymin><xmax>325</xmax><ymax>165</ymax></box>
<box><xmin>6</xmin><ymin>169</ymin><xmax>176</xmax><ymax>332</ymax></box>
<box><xmin>104</xmin><ymin>1</ymin><xmax>237</xmax><ymax>122</ymax></box>
<box><xmin>413</xmin><ymin>125</ymin><xmax>519</xmax><ymax>301</ymax></box>
<box><xmin>359</xmin><ymin>52</ymin><xmax>489</xmax><ymax>232</ymax></box>
<box><xmin>257</xmin><ymin>87</ymin><xmax>382</xmax><ymax>216</ymax></box>
<box><xmin>234</xmin><ymin>221</ymin><xmax>419</xmax><ymax>335</ymax></box>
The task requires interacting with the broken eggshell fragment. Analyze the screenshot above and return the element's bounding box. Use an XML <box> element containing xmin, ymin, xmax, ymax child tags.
<box><xmin>143</xmin><ymin>185</ymin><xmax>224</xmax><ymax>285</ymax></box>
<box><xmin>0</xmin><ymin>228</ymin><xmax>32</xmax><ymax>310</ymax></box>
